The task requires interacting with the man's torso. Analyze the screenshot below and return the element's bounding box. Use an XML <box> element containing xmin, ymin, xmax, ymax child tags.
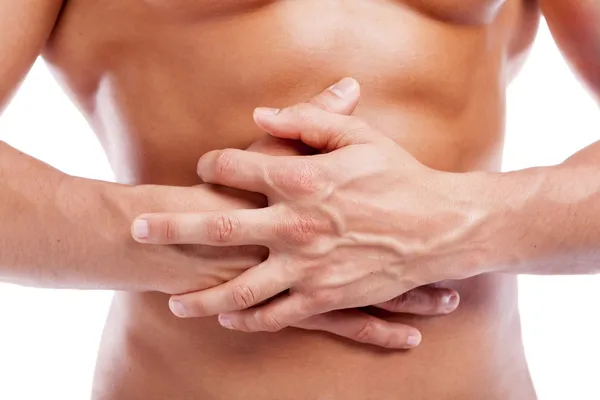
<box><xmin>42</xmin><ymin>0</ymin><xmax>540</xmax><ymax>398</ymax></box>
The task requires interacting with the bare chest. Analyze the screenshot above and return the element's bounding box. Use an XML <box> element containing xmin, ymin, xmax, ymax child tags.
<box><xmin>42</xmin><ymin>0</ymin><xmax>532</xmax><ymax>183</ymax></box>
<box><xmin>44</xmin><ymin>0</ymin><xmax>517</xmax><ymax>90</ymax></box>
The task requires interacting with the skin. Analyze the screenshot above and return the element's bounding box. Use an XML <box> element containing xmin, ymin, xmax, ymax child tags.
<box><xmin>139</xmin><ymin>76</ymin><xmax>600</xmax><ymax>334</ymax></box>
<box><xmin>0</xmin><ymin>0</ymin><xmax>597</xmax><ymax>399</ymax></box>
<box><xmin>0</xmin><ymin>2</ymin><xmax>457</xmax><ymax>341</ymax></box>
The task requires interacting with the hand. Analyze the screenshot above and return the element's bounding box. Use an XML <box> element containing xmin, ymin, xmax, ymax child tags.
<box><xmin>134</xmin><ymin>78</ymin><xmax>463</xmax><ymax>348</ymax></box>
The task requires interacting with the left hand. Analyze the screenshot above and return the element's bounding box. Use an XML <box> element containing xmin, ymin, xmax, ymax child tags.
<box><xmin>137</xmin><ymin>79</ymin><xmax>488</xmax><ymax>345</ymax></box>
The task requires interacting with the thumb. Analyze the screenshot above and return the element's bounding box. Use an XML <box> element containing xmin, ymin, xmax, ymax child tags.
<box><xmin>307</xmin><ymin>77</ymin><xmax>361</xmax><ymax>115</ymax></box>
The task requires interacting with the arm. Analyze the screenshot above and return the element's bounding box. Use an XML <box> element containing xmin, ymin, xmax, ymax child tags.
<box><xmin>0</xmin><ymin>150</ymin><xmax>263</xmax><ymax>292</ymax></box>
<box><xmin>0</xmin><ymin>0</ymin><xmax>60</xmax><ymax>113</ymax></box>
<box><xmin>0</xmin><ymin>0</ymin><xmax>262</xmax><ymax>293</ymax></box>
<box><xmin>472</xmin><ymin>0</ymin><xmax>600</xmax><ymax>276</ymax></box>
<box><xmin>0</xmin><ymin>15</ymin><xmax>455</xmax><ymax>349</ymax></box>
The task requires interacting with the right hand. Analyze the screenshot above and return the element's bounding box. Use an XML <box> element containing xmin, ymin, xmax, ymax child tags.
<box><xmin>135</xmin><ymin>78</ymin><xmax>460</xmax><ymax>349</ymax></box>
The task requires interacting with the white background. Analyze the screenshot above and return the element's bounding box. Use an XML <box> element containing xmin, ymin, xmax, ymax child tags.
<box><xmin>0</xmin><ymin>21</ymin><xmax>599</xmax><ymax>400</ymax></box>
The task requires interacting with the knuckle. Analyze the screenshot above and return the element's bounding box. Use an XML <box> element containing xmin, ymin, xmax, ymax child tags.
<box><xmin>282</xmin><ymin>162</ymin><xmax>324</xmax><ymax>195</ymax></box>
<box><xmin>257</xmin><ymin>310</ymin><xmax>284</xmax><ymax>332</ymax></box>
<box><xmin>295</xmin><ymin>163</ymin><xmax>317</xmax><ymax>191</ymax></box>
<box><xmin>270</xmin><ymin>163</ymin><xmax>318</xmax><ymax>195</ymax></box>
<box><xmin>213</xmin><ymin>150</ymin><xmax>237</xmax><ymax>180</ymax></box>
<box><xmin>235</xmin><ymin>317</ymin><xmax>253</xmax><ymax>333</ymax></box>
<box><xmin>157</xmin><ymin>218</ymin><xmax>178</xmax><ymax>242</ymax></box>
<box><xmin>206</xmin><ymin>213</ymin><xmax>239</xmax><ymax>243</ymax></box>
<box><xmin>280</xmin><ymin>212</ymin><xmax>319</xmax><ymax>244</ymax></box>
<box><xmin>231</xmin><ymin>284</ymin><xmax>257</xmax><ymax>309</ymax></box>
<box><xmin>355</xmin><ymin>321</ymin><xmax>376</xmax><ymax>343</ymax></box>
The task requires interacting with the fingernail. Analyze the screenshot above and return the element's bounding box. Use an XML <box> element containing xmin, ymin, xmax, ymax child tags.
<box><xmin>328</xmin><ymin>77</ymin><xmax>358</xmax><ymax>98</ymax></box>
<box><xmin>254</xmin><ymin>107</ymin><xmax>280</xmax><ymax>118</ymax></box>
<box><xmin>218</xmin><ymin>315</ymin><xmax>234</xmax><ymax>330</ymax></box>
<box><xmin>132</xmin><ymin>219</ymin><xmax>149</xmax><ymax>240</ymax></box>
<box><xmin>169</xmin><ymin>300</ymin><xmax>187</xmax><ymax>318</ymax></box>
<box><xmin>442</xmin><ymin>294</ymin><xmax>459</xmax><ymax>312</ymax></box>
<box><xmin>407</xmin><ymin>335</ymin><xmax>422</xmax><ymax>347</ymax></box>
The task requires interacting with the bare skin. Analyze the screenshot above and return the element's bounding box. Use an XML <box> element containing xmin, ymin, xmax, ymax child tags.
<box><xmin>139</xmin><ymin>78</ymin><xmax>600</xmax><ymax>335</ymax></box>
<box><xmin>4</xmin><ymin>0</ymin><xmax>472</xmax><ymax>330</ymax></box>
<box><xmin>0</xmin><ymin>0</ymin><xmax>598</xmax><ymax>399</ymax></box>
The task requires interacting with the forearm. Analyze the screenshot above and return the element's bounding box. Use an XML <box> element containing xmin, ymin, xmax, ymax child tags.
<box><xmin>475</xmin><ymin>140</ymin><xmax>600</xmax><ymax>275</ymax></box>
<box><xmin>0</xmin><ymin>141</ymin><xmax>262</xmax><ymax>292</ymax></box>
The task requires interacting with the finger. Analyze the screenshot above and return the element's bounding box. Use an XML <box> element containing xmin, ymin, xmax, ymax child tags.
<box><xmin>253</xmin><ymin>97</ymin><xmax>387</xmax><ymax>153</ymax></box>
<box><xmin>375</xmin><ymin>287</ymin><xmax>460</xmax><ymax>315</ymax></box>
<box><xmin>196</xmin><ymin>148</ymin><xmax>283</xmax><ymax>195</ymax></box>
<box><xmin>246</xmin><ymin>136</ymin><xmax>316</xmax><ymax>157</ymax></box>
<box><xmin>253</xmin><ymin>104</ymin><xmax>372</xmax><ymax>152</ymax></box>
<box><xmin>131</xmin><ymin>207</ymin><xmax>277</xmax><ymax>245</ymax></box>
<box><xmin>245</xmin><ymin>77</ymin><xmax>361</xmax><ymax>157</ymax></box>
<box><xmin>217</xmin><ymin>292</ymin><xmax>323</xmax><ymax>333</ymax></box>
<box><xmin>306</xmin><ymin>77</ymin><xmax>361</xmax><ymax>115</ymax></box>
<box><xmin>168</xmin><ymin>258</ymin><xmax>293</xmax><ymax>318</ymax></box>
<box><xmin>294</xmin><ymin>309</ymin><xmax>422</xmax><ymax>349</ymax></box>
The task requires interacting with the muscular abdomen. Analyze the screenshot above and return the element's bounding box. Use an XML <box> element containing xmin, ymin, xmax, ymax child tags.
<box><xmin>43</xmin><ymin>0</ymin><xmax>538</xmax><ymax>398</ymax></box>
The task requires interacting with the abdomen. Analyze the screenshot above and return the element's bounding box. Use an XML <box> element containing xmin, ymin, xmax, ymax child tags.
<box><xmin>45</xmin><ymin>1</ymin><xmax>537</xmax><ymax>398</ymax></box>
<box><xmin>94</xmin><ymin>274</ymin><xmax>535</xmax><ymax>399</ymax></box>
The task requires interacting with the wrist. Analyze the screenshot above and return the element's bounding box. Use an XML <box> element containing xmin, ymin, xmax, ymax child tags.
<box><xmin>43</xmin><ymin>176</ymin><xmax>170</xmax><ymax>291</ymax></box>
<box><xmin>73</xmin><ymin>179</ymin><xmax>182</xmax><ymax>291</ymax></box>
<box><xmin>463</xmin><ymin>166</ymin><xmax>555</xmax><ymax>275</ymax></box>
<box><xmin>435</xmin><ymin>168</ymin><xmax>540</xmax><ymax>278</ymax></box>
